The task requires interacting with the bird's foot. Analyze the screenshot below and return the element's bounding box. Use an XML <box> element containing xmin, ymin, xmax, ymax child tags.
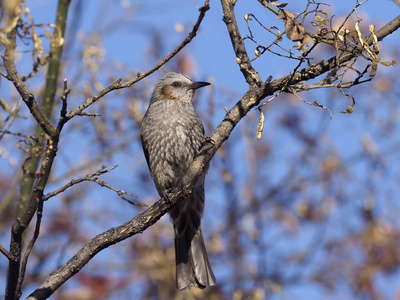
<box><xmin>201</xmin><ymin>136</ymin><xmax>215</xmax><ymax>148</ymax></box>
<box><xmin>162</xmin><ymin>188</ymin><xmax>174</xmax><ymax>205</ymax></box>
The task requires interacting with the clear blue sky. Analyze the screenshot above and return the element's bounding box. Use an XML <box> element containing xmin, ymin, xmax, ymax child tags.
<box><xmin>2</xmin><ymin>0</ymin><xmax>400</xmax><ymax>298</ymax></box>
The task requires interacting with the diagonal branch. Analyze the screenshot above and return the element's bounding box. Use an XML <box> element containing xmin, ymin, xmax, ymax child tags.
<box><xmin>221</xmin><ymin>0</ymin><xmax>262</xmax><ymax>86</ymax></box>
<box><xmin>66</xmin><ymin>0</ymin><xmax>211</xmax><ymax>120</ymax></box>
<box><xmin>0</xmin><ymin>244</ymin><xmax>11</xmax><ymax>260</ymax></box>
<box><xmin>2</xmin><ymin>28</ymin><xmax>56</xmax><ymax>137</ymax></box>
<box><xmin>4</xmin><ymin>2</ymin><xmax>71</xmax><ymax>299</ymax></box>
<box><xmin>26</xmin><ymin>12</ymin><xmax>400</xmax><ymax>300</ymax></box>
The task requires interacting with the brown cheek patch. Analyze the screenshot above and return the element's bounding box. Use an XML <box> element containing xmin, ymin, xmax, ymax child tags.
<box><xmin>160</xmin><ymin>85</ymin><xmax>178</xmax><ymax>100</ymax></box>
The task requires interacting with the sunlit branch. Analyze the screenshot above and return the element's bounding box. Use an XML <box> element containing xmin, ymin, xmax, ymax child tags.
<box><xmin>221</xmin><ymin>0</ymin><xmax>262</xmax><ymax>86</ymax></box>
<box><xmin>27</xmin><ymin>9</ymin><xmax>400</xmax><ymax>300</ymax></box>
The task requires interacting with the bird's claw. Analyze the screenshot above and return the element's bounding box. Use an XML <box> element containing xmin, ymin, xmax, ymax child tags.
<box><xmin>162</xmin><ymin>188</ymin><xmax>174</xmax><ymax>205</ymax></box>
<box><xmin>202</xmin><ymin>136</ymin><xmax>215</xmax><ymax>147</ymax></box>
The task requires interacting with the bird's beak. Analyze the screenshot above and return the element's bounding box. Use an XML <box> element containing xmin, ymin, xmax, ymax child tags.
<box><xmin>189</xmin><ymin>81</ymin><xmax>211</xmax><ymax>90</ymax></box>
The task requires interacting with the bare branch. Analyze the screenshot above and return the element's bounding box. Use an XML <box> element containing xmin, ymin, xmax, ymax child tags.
<box><xmin>16</xmin><ymin>198</ymin><xmax>44</xmax><ymax>297</ymax></box>
<box><xmin>65</xmin><ymin>78</ymin><xmax>122</xmax><ymax>120</ymax></box>
<box><xmin>221</xmin><ymin>0</ymin><xmax>262</xmax><ymax>85</ymax></box>
<box><xmin>1</xmin><ymin>28</ymin><xmax>56</xmax><ymax>137</ymax></box>
<box><xmin>289</xmin><ymin>78</ymin><xmax>372</xmax><ymax>91</ymax></box>
<box><xmin>59</xmin><ymin>79</ymin><xmax>71</xmax><ymax>119</ymax></box>
<box><xmin>43</xmin><ymin>165</ymin><xmax>115</xmax><ymax>200</ymax></box>
<box><xmin>2</xmin><ymin>4</ymin><xmax>68</xmax><ymax>295</ymax></box>
<box><xmin>75</xmin><ymin>112</ymin><xmax>102</xmax><ymax>117</ymax></box>
<box><xmin>290</xmin><ymin>89</ymin><xmax>333</xmax><ymax>119</ymax></box>
<box><xmin>0</xmin><ymin>244</ymin><xmax>11</xmax><ymax>260</ymax></box>
<box><xmin>43</xmin><ymin>165</ymin><xmax>143</xmax><ymax>206</ymax></box>
<box><xmin>26</xmin><ymin>10</ymin><xmax>400</xmax><ymax>300</ymax></box>
<box><xmin>244</xmin><ymin>14</ymin><xmax>306</xmax><ymax>61</ymax></box>
<box><xmin>0</xmin><ymin>99</ymin><xmax>23</xmax><ymax>142</ymax></box>
<box><xmin>66</xmin><ymin>0</ymin><xmax>211</xmax><ymax>120</ymax></box>
<box><xmin>267</xmin><ymin>14</ymin><xmax>400</xmax><ymax>94</ymax></box>
<box><xmin>91</xmin><ymin>178</ymin><xmax>143</xmax><ymax>207</ymax></box>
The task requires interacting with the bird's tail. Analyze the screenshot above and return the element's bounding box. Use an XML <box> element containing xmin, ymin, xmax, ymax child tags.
<box><xmin>174</xmin><ymin>225</ymin><xmax>216</xmax><ymax>291</ymax></box>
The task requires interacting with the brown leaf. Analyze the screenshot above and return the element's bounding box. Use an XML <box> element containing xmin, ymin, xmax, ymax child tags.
<box><xmin>277</xmin><ymin>10</ymin><xmax>310</xmax><ymax>46</ymax></box>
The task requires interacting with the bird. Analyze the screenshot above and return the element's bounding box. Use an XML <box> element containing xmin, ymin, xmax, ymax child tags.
<box><xmin>140</xmin><ymin>72</ymin><xmax>216</xmax><ymax>291</ymax></box>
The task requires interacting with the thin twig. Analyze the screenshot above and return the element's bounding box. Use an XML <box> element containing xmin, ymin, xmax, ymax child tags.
<box><xmin>289</xmin><ymin>78</ymin><xmax>372</xmax><ymax>91</ymax></box>
<box><xmin>0</xmin><ymin>244</ymin><xmax>12</xmax><ymax>260</ymax></box>
<box><xmin>259</xmin><ymin>89</ymin><xmax>284</xmax><ymax>107</ymax></box>
<box><xmin>43</xmin><ymin>165</ymin><xmax>143</xmax><ymax>206</ymax></box>
<box><xmin>0</xmin><ymin>99</ymin><xmax>23</xmax><ymax>142</ymax></box>
<box><xmin>92</xmin><ymin>177</ymin><xmax>144</xmax><ymax>207</ymax></box>
<box><xmin>244</xmin><ymin>13</ymin><xmax>306</xmax><ymax>61</ymax></box>
<box><xmin>256</xmin><ymin>0</ymin><xmax>279</xmax><ymax>15</ymax></box>
<box><xmin>76</xmin><ymin>112</ymin><xmax>102</xmax><ymax>117</ymax></box>
<box><xmin>44</xmin><ymin>165</ymin><xmax>118</xmax><ymax>200</ymax></box>
<box><xmin>60</xmin><ymin>79</ymin><xmax>71</xmax><ymax>119</ymax></box>
<box><xmin>0</xmin><ymin>130</ymin><xmax>34</xmax><ymax>141</ymax></box>
<box><xmin>290</xmin><ymin>89</ymin><xmax>333</xmax><ymax>119</ymax></box>
<box><xmin>16</xmin><ymin>198</ymin><xmax>44</xmax><ymax>296</ymax></box>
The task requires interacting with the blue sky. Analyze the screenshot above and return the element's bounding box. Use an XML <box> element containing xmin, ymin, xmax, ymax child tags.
<box><xmin>2</xmin><ymin>0</ymin><xmax>400</xmax><ymax>298</ymax></box>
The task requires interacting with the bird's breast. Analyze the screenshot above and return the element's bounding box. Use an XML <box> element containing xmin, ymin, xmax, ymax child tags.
<box><xmin>141</xmin><ymin>101</ymin><xmax>204</xmax><ymax>193</ymax></box>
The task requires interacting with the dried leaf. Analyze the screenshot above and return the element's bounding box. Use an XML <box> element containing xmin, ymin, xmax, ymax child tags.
<box><xmin>373</xmin><ymin>44</ymin><xmax>380</xmax><ymax>54</ymax></box>
<box><xmin>272</xmin><ymin>2</ymin><xmax>288</xmax><ymax>7</ymax></box>
<box><xmin>316</xmin><ymin>28</ymin><xmax>328</xmax><ymax>36</ymax></box>
<box><xmin>31</xmin><ymin>20</ymin><xmax>43</xmax><ymax>59</ymax></box>
<box><xmin>0</xmin><ymin>98</ymin><xmax>10</xmax><ymax>112</ymax></box>
<box><xmin>256</xmin><ymin>110</ymin><xmax>265</xmax><ymax>140</ymax></box>
<box><xmin>355</xmin><ymin>20</ymin><xmax>364</xmax><ymax>47</ymax></box>
<box><xmin>277</xmin><ymin>10</ymin><xmax>310</xmax><ymax>46</ymax></box>
<box><xmin>48</xmin><ymin>24</ymin><xmax>65</xmax><ymax>48</ymax></box>
<box><xmin>314</xmin><ymin>11</ymin><xmax>329</xmax><ymax>27</ymax></box>
<box><xmin>370</xmin><ymin>60</ymin><xmax>378</xmax><ymax>77</ymax></box>
<box><xmin>0</xmin><ymin>1</ymin><xmax>21</xmax><ymax>34</ymax></box>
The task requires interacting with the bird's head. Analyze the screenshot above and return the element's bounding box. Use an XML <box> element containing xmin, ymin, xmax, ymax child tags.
<box><xmin>150</xmin><ymin>72</ymin><xmax>210</xmax><ymax>104</ymax></box>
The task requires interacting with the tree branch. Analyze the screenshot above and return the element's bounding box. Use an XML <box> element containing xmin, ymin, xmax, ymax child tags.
<box><xmin>0</xmin><ymin>244</ymin><xmax>11</xmax><ymax>260</ymax></box>
<box><xmin>2</xmin><ymin>44</ymin><xmax>55</xmax><ymax>136</ymax></box>
<box><xmin>43</xmin><ymin>164</ymin><xmax>142</xmax><ymax>206</ymax></box>
<box><xmin>26</xmin><ymin>11</ymin><xmax>400</xmax><ymax>300</ymax></box>
<box><xmin>5</xmin><ymin>2</ymin><xmax>71</xmax><ymax>298</ymax></box>
<box><xmin>66</xmin><ymin>0</ymin><xmax>211</xmax><ymax>120</ymax></box>
<box><xmin>221</xmin><ymin>0</ymin><xmax>262</xmax><ymax>86</ymax></box>
<box><xmin>16</xmin><ymin>197</ymin><xmax>44</xmax><ymax>297</ymax></box>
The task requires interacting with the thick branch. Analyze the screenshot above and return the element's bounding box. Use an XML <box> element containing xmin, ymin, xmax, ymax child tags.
<box><xmin>26</xmin><ymin>12</ymin><xmax>400</xmax><ymax>300</ymax></box>
<box><xmin>5</xmin><ymin>1</ymin><xmax>71</xmax><ymax>299</ymax></box>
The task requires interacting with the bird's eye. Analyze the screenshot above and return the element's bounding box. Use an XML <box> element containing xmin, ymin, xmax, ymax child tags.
<box><xmin>172</xmin><ymin>82</ymin><xmax>180</xmax><ymax>87</ymax></box>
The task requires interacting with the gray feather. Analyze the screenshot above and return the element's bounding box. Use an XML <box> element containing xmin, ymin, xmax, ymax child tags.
<box><xmin>140</xmin><ymin>72</ymin><xmax>216</xmax><ymax>291</ymax></box>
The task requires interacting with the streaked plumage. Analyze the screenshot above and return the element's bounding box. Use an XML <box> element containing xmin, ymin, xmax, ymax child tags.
<box><xmin>140</xmin><ymin>72</ymin><xmax>216</xmax><ymax>291</ymax></box>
